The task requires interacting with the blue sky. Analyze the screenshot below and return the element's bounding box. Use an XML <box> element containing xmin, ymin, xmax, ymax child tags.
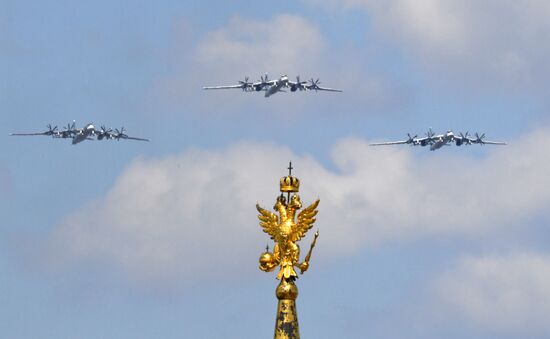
<box><xmin>2</xmin><ymin>1</ymin><xmax>550</xmax><ymax>338</ymax></box>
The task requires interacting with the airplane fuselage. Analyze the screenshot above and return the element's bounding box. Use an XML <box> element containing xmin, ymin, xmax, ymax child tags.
<box><xmin>429</xmin><ymin>131</ymin><xmax>455</xmax><ymax>151</ymax></box>
<box><xmin>430</xmin><ymin>140</ymin><xmax>446</xmax><ymax>150</ymax></box>
<box><xmin>265</xmin><ymin>76</ymin><xmax>289</xmax><ymax>97</ymax></box>
<box><xmin>71</xmin><ymin>124</ymin><xmax>96</xmax><ymax>144</ymax></box>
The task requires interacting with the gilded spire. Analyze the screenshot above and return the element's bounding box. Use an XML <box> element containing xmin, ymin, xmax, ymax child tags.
<box><xmin>256</xmin><ymin>163</ymin><xmax>320</xmax><ymax>339</ymax></box>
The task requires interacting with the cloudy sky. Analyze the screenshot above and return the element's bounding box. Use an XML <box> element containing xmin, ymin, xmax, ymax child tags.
<box><xmin>2</xmin><ymin>1</ymin><xmax>550</xmax><ymax>338</ymax></box>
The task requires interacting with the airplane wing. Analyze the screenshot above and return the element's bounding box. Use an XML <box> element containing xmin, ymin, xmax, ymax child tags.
<box><xmin>311</xmin><ymin>86</ymin><xmax>343</xmax><ymax>92</ymax></box>
<box><xmin>370</xmin><ymin>134</ymin><xmax>432</xmax><ymax>146</ymax></box>
<box><xmin>479</xmin><ymin>140</ymin><xmax>507</xmax><ymax>145</ymax></box>
<box><xmin>122</xmin><ymin>136</ymin><xmax>149</xmax><ymax>142</ymax></box>
<box><xmin>469</xmin><ymin>133</ymin><xmax>507</xmax><ymax>145</ymax></box>
<box><xmin>251</xmin><ymin>81</ymin><xmax>268</xmax><ymax>90</ymax></box>
<box><xmin>369</xmin><ymin>140</ymin><xmax>410</xmax><ymax>146</ymax></box>
<box><xmin>414</xmin><ymin>136</ymin><xmax>432</xmax><ymax>144</ymax></box>
<box><xmin>10</xmin><ymin>132</ymin><xmax>48</xmax><ymax>136</ymax></box>
<box><xmin>305</xmin><ymin>80</ymin><xmax>343</xmax><ymax>92</ymax></box>
<box><xmin>454</xmin><ymin>136</ymin><xmax>476</xmax><ymax>145</ymax></box>
<box><xmin>287</xmin><ymin>76</ymin><xmax>308</xmax><ymax>90</ymax></box>
<box><xmin>203</xmin><ymin>85</ymin><xmax>244</xmax><ymax>90</ymax></box>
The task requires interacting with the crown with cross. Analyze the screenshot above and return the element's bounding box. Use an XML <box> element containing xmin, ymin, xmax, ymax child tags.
<box><xmin>280</xmin><ymin>161</ymin><xmax>300</xmax><ymax>193</ymax></box>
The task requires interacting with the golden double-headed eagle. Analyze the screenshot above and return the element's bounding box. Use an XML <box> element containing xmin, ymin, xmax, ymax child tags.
<box><xmin>257</xmin><ymin>175</ymin><xmax>320</xmax><ymax>280</ymax></box>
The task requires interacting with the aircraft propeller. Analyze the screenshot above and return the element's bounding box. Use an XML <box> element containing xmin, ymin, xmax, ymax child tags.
<box><xmin>459</xmin><ymin>131</ymin><xmax>471</xmax><ymax>145</ymax></box>
<box><xmin>255</xmin><ymin>74</ymin><xmax>268</xmax><ymax>84</ymax></box>
<box><xmin>456</xmin><ymin>131</ymin><xmax>469</xmax><ymax>145</ymax></box>
<box><xmin>238</xmin><ymin>76</ymin><xmax>252</xmax><ymax>91</ymax></box>
<box><xmin>308</xmin><ymin>78</ymin><xmax>321</xmax><ymax>91</ymax></box>
<box><xmin>58</xmin><ymin>122</ymin><xmax>76</xmax><ymax>138</ymax></box>
<box><xmin>406</xmin><ymin>133</ymin><xmax>418</xmax><ymax>144</ymax></box>
<box><xmin>111</xmin><ymin>126</ymin><xmax>148</xmax><ymax>142</ymax></box>
<box><xmin>45</xmin><ymin>124</ymin><xmax>58</xmax><ymax>136</ymax></box>
<box><xmin>474</xmin><ymin>132</ymin><xmax>486</xmax><ymax>145</ymax></box>
<box><xmin>114</xmin><ymin>127</ymin><xmax>127</xmax><ymax>140</ymax></box>
<box><xmin>425</xmin><ymin>128</ymin><xmax>435</xmax><ymax>139</ymax></box>
<box><xmin>289</xmin><ymin>76</ymin><xmax>307</xmax><ymax>92</ymax></box>
<box><xmin>97</xmin><ymin>125</ymin><xmax>113</xmax><ymax>140</ymax></box>
<box><xmin>254</xmin><ymin>74</ymin><xmax>270</xmax><ymax>91</ymax></box>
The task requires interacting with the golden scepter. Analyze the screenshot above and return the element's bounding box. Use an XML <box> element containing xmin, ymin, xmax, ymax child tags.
<box><xmin>299</xmin><ymin>230</ymin><xmax>319</xmax><ymax>274</ymax></box>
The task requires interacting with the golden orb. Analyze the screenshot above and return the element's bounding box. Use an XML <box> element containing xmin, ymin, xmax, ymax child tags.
<box><xmin>275</xmin><ymin>278</ymin><xmax>299</xmax><ymax>300</ymax></box>
<box><xmin>259</xmin><ymin>251</ymin><xmax>277</xmax><ymax>272</ymax></box>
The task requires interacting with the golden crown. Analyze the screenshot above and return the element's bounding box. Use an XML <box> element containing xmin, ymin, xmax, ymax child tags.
<box><xmin>280</xmin><ymin>175</ymin><xmax>300</xmax><ymax>192</ymax></box>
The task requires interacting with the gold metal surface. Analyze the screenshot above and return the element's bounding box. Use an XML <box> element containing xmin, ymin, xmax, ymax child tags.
<box><xmin>274</xmin><ymin>279</ymin><xmax>300</xmax><ymax>339</ymax></box>
<box><xmin>280</xmin><ymin>175</ymin><xmax>300</xmax><ymax>192</ymax></box>
<box><xmin>257</xmin><ymin>163</ymin><xmax>320</xmax><ymax>339</ymax></box>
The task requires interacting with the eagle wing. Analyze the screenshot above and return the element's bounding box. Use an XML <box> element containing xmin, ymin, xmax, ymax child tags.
<box><xmin>292</xmin><ymin>199</ymin><xmax>320</xmax><ymax>242</ymax></box>
<box><xmin>256</xmin><ymin>204</ymin><xmax>279</xmax><ymax>240</ymax></box>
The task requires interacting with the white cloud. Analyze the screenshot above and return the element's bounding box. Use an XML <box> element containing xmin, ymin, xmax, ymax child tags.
<box><xmin>43</xmin><ymin>127</ymin><xmax>550</xmax><ymax>287</ymax></box>
<box><xmin>195</xmin><ymin>14</ymin><xmax>325</xmax><ymax>77</ymax></box>
<box><xmin>306</xmin><ymin>0</ymin><xmax>550</xmax><ymax>92</ymax></box>
<box><xmin>154</xmin><ymin>14</ymin><xmax>327</xmax><ymax>112</ymax></box>
<box><xmin>435</xmin><ymin>252</ymin><xmax>550</xmax><ymax>334</ymax></box>
<box><xmin>150</xmin><ymin>13</ymin><xmax>399</xmax><ymax>117</ymax></box>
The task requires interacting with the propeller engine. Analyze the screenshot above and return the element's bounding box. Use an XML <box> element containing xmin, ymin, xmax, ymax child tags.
<box><xmin>255</xmin><ymin>74</ymin><xmax>269</xmax><ymax>91</ymax></box>
<box><xmin>456</xmin><ymin>131</ymin><xmax>470</xmax><ymax>146</ymax></box>
<box><xmin>44</xmin><ymin>124</ymin><xmax>58</xmax><ymax>136</ymax></box>
<box><xmin>425</xmin><ymin>128</ymin><xmax>435</xmax><ymax>138</ymax></box>
<box><xmin>474</xmin><ymin>132</ymin><xmax>486</xmax><ymax>145</ymax></box>
<box><xmin>114</xmin><ymin>127</ymin><xmax>127</xmax><ymax>140</ymax></box>
<box><xmin>238</xmin><ymin>76</ymin><xmax>252</xmax><ymax>91</ymax></box>
<box><xmin>97</xmin><ymin>125</ymin><xmax>113</xmax><ymax>140</ymax></box>
<box><xmin>308</xmin><ymin>78</ymin><xmax>321</xmax><ymax>91</ymax></box>
<box><xmin>59</xmin><ymin>122</ymin><xmax>76</xmax><ymax>138</ymax></box>
<box><xmin>419</xmin><ymin>128</ymin><xmax>434</xmax><ymax>146</ymax></box>
<box><xmin>290</xmin><ymin>76</ymin><xmax>307</xmax><ymax>92</ymax></box>
<box><xmin>406</xmin><ymin>133</ymin><xmax>418</xmax><ymax>145</ymax></box>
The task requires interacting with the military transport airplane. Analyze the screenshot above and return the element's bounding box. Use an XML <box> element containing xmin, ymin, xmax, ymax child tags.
<box><xmin>10</xmin><ymin>122</ymin><xmax>149</xmax><ymax>145</ymax></box>
<box><xmin>203</xmin><ymin>73</ymin><xmax>343</xmax><ymax>97</ymax></box>
<box><xmin>370</xmin><ymin>129</ymin><xmax>506</xmax><ymax>151</ymax></box>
